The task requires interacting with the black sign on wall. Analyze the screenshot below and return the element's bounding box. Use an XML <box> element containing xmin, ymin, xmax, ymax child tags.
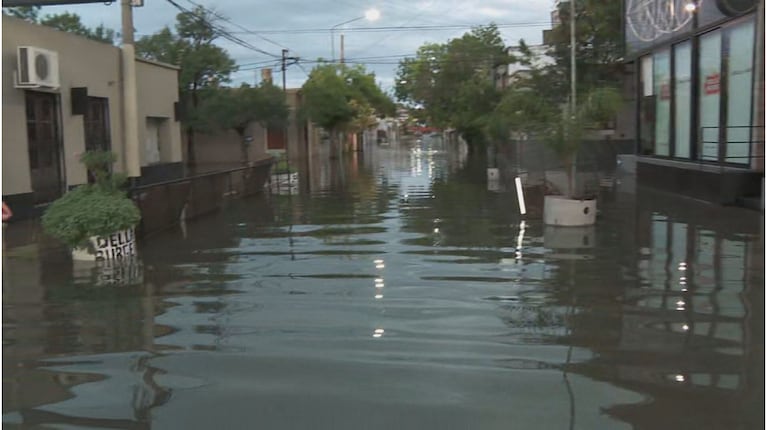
<box><xmin>624</xmin><ymin>0</ymin><xmax>758</xmax><ymax>56</ymax></box>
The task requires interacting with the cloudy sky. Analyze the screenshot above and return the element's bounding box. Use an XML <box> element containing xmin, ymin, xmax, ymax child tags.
<box><xmin>41</xmin><ymin>0</ymin><xmax>556</xmax><ymax>91</ymax></box>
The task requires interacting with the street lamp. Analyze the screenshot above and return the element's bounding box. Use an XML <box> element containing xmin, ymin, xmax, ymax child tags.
<box><xmin>331</xmin><ymin>8</ymin><xmax>381</xmax><ymax>63</ymax></box>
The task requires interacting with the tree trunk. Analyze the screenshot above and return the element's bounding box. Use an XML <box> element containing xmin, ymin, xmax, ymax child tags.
<box><xmin>565</xmin><ymin>153</ymin><xmax>576</xmax><ymax>198</ymax></box>
<box><xmin>186</xmin><ymin>127</ymin><xmax>197</xmax><ymax>170</ymax></box>
<box><xmin>329</xmin><ymin>128</ymin><xmax>340</xmax><ymax>159</ymax></box>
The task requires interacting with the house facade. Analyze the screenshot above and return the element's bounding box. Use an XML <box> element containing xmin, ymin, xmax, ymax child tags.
<box><xmin>624</xmin><ymin>0</ymin><xmax>764</xmax><ymax>205</ymax></box>
<box><xmin>2</xmin><ymin>15</ymin><xmax>183</xmax><ymax>219</ymax></box>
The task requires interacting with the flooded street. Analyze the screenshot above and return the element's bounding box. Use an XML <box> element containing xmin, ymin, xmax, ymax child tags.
<box><xmin>3</xmin><ymin>136</ymin><xmax>764</xmax><ymax>429</ymax></box>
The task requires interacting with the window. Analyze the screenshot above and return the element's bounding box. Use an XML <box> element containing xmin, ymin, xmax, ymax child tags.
<box><xmin>699</xmin><ymin>30</ymin><xmax>722</xmax><ymax>161</ymax></box>
<box><xmin>145</xmin><ymin>117</ymin><xmax>172</xmax><ymax>164</ymax></box>
<box><xmin>674</xmin><ymin>41</ymin><xmax>692</xmax><ymax>159</ymax></box>
<box><xmin>654</xmin><ymin>49</ymin><xmax>671</xmax><ymax>156</ymax></box>
<box><xmin>725</xmin><ymin>19</ymin><xmax>755</xmax><ymax>164</ymax></box>
<box><xmin>639</xmin><ymin>55</ymin><xmax>655</xmax><ymax>155</ymax></box>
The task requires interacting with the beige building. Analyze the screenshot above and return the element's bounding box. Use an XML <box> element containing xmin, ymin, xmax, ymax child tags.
<box><xmin>2</xmin><ymin>15</ymin><xmax>183</xmax><ymax>219</ymax></box>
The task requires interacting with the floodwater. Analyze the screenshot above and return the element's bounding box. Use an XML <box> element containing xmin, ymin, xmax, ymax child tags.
<box><xmin>3</xmin><ymin>136</ymin><xmax>764</xmax><ymax>429</ymax></box>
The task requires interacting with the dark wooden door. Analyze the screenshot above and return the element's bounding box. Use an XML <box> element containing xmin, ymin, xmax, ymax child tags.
<box><xmin>25</xmin><ymin>91</ymin><xmax>63</xmax><ymax>205</ymax></box>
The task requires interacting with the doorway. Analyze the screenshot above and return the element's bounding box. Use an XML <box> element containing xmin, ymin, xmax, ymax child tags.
<box><xmin>25</xmin><ymin>90</ymin><xmax>63</xmax><ymax>205</ymax></box>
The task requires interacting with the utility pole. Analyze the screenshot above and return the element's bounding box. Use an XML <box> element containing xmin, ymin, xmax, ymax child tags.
<box><xmin>121</xmin><ymin>0</ymin><xmax>141</xmax><ymax>181</ymax></box>
<box><xmin>280</xmin><ymin>49</ymin><xmax>299</xmax><ymax>192</ymax></box>
<box><xmin>281</xmin><ymin>49</ymin><xmax>288</xmax><ymax>92</ymax></box>
<box><xmin>340</xmin><ymin>33</ymin><xmax>345</xmax><ymax>64</ymax></box>
<box><xmin>570</xmin><ymin>0</ymin><xmax>576</xmax><ymax>115</ymax></box>
<box><xmin>569</xmin><ymin>0</ymin><xmax>577</xmax><ymax>197</ymax></box>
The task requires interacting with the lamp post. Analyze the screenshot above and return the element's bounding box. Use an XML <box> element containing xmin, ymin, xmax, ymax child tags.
<box><xmin>331</xmin><ymin>8</ymin><xmax>380</xmax><ymax>63</ymax></box>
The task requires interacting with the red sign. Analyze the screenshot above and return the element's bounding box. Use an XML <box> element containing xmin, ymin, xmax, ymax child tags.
<box><xmin>704</xmin><ymin>73</ymin><xmax>720</xmax><ymax>95</ymax></box>
<box><xmin>660</xmin><ymin>83</ymin><xmax>671</xmax><ymax>100</ymax></box>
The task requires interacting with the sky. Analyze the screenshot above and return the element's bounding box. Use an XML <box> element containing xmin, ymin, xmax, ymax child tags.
<box><xmin>39</xmin><ymin>0</ymin><xmax>556</xmax><ymax>92</ymax></box>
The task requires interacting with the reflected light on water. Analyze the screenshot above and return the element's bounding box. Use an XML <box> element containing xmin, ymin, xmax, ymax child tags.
<box><xmin>675</xmin><ymin>374</ymin><xmax>686</xmax><ymax>382</ymax></box>
<box><xmin>373</xmin><ymin>328</ymin><xmax>385</xmax><ymax>338</ymax></box>
<box><xmin>375</xmin><ymin>294</ymin><xmax>383</xmax><ymax>299</ymax></box>
<box><xmin>516</xmin><ymin>221</ymin><xmax>527</xmax><ymax>261</ymax></box>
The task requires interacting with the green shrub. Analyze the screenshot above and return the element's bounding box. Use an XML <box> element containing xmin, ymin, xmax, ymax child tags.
<box><xmin>42</xmin><ymin>151</ymin><xmax>141</xmax><ymax>248</ymax></box>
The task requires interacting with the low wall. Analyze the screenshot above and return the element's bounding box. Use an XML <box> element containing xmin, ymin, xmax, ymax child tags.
<box><xmin>130</xmin><ymin>158</ymin><xmax>273</xmax><ymax>237</ymax></box>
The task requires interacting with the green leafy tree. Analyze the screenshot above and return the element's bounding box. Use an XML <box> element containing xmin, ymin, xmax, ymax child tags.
<box><xmin>395</xmin><ymin>24</ymin><xmax>508</xmax><ymax>152</ymax></box>
<box><xmin>302</xmin><ymin>64</ymin><xmax>393</xmax><ymax>158</ymax></box>
<box><xmin>40</xmin><ymin>12</ymin><xmax>115</xmax><ymax>43</ymax></box>
<box><xmin>2</xmin><ymin>8</ymin><xmax>115</xmax><ymax>44</ymax></box>
<box><xmin>199</xmin><ymin>83</ymin><xmax>289</xmax><ymax>162</ymax></box>
<box><xmin>545</xmin><ymin>0</ymin><xmax>623</xmax><ymax>93</ymax></box>
<box><xmin>136</xmin><ymin>6</ymin><xmax>237</xmax><ymax>167</ymax></box>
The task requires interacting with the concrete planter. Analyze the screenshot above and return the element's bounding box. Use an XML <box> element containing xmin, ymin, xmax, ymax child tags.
<box><xmin>71</xmin><ymin>227</ymin><xmax>138</xmax><ymax>262</ymax></box>
<box><xmin>543</xmin><ymin>195</ymin><xmax>597</xmax><ymax>226</ymax></box>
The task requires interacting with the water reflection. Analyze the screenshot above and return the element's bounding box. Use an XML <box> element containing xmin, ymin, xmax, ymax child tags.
<box><xmin>3</xmin><ymin>137</ymin><xmax>763</xmax><ymax>429</ymax></box>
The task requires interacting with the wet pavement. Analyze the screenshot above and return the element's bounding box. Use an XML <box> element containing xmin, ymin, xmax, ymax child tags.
<box><xmin>3</xmin><ymin>136</ymin><xmax>764</xmax><ymax>429</ymax></box>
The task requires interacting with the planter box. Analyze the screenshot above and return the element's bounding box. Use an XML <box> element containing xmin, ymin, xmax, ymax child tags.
<box><xmin>72</xmin><ymin>227</ymin><xmax>137</xmax><ymax>262</ymax></box>
<box><xmin>543</xmin><ymin>195</ymin><xmax>597</xmax><ymax>226</ymax></box>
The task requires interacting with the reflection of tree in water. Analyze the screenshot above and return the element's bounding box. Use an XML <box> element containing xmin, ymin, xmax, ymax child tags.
<box><xmin>15</xmin><ymin>353</ymin><xmax>172</xmax><ymax>429</ymax></box>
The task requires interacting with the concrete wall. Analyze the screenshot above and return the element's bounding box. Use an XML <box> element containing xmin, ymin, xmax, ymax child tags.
<box><xmin>189</xmin><ymin>123</ymin><xmax>269</xmax><ymax>166</ymax></box>
<box><xmin>136</xmin><ymin>59</ymin><xmax>183</xmax><ymax>167</ymax></box>
<box><xmin>2</xmin><ymin>16</ymin><xmax>183</xmax><ymax>211</ymax></box>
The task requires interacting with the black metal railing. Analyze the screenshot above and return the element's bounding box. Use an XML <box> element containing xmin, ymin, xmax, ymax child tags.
<box><xmin>699</xmin><ymin>126</ymin><xmax>765</xmax><ymax>171</ymax></box>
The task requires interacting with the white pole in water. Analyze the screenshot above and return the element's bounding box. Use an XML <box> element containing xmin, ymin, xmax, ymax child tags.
<box><xmin>515</xmin><ymin>176</ymin><xmax>527</xmax><ymax>215</ymax></box>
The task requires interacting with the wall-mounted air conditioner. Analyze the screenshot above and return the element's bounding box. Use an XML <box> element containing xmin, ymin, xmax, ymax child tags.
<box><xmin>16</xmin><ymin>46</ymin><xmax>60</xmax><ymax>89</ymax></box>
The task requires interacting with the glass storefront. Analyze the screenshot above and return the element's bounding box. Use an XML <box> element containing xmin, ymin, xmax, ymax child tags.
<box><xmin>699</xmin><ymin>30</ymin><xmax>722</xmax><ymax>161</ymax></box>
<box><xmin>674</xmin><ymin>41</ymin><xmax>692</xmax><ymax>158</ymax></box>
<box><xmin>639</xmin><ymin>56</ymin><xmax>655</xmax><ymax>155</ymax></box>
<box><xmin>626</xmin><ymin>0</ymin><xmax>758</xmax><ymax>166</ymax></box>
<box><xmin>725</xmin><ymin>19</ymin><xmax>755</xmax><ymax>164</ymax></box>
<box><xmin>654</xmin><ymin>50</ymin><xmax>671</xmax><ymax>156</ymax></box>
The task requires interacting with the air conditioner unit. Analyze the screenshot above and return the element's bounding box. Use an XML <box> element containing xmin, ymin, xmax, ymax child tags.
<box><xmin>16</xmin><ymin>46</ymin><xmax>60</xmax><ymax>89</ymax></box>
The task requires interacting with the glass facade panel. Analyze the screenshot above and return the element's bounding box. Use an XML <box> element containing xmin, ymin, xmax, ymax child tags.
<box><xmin>699</xmin><ymin>30</ymin><xmax>722</xmax><ymax>161</ymax></box>
<box><xmin>674</xmin><ymin>41</ymin><xmax>692</xmax><ymax>158</ymax></box>
<box><xmin>725</xmin><ymin>19</ymin><xmax>755</xmax><ymax>164</ymax></box>
<box><xmin>639</xmin><ymin>55</ymin><xmax>655</xmax><ymax>155</ymax></box>
<box><xmin>654</xmin><ymin>50</ymin><xmax>671</xmax><ymax>156</ymax></box>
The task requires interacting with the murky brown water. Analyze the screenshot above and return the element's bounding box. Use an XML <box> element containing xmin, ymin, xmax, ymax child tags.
<box><xmin>3</xmin><ymin>137</ymin><xmax>764</xmax><ymax>429</ymax></box>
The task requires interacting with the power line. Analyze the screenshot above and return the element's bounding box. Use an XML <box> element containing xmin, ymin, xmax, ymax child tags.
<box><xmin>164</xmin><ymin>0</ymin><xmax>281</xmax><ymax>58</ymax></box>
<box><xmin>180</xmin><ymin>0</ymin><xmax>290</xmax><ymax>51</ymax></box>
<box><xmin>228</xmin><ymin>22</ymin><xmax>551</xmax><ymax>35</ymax></box>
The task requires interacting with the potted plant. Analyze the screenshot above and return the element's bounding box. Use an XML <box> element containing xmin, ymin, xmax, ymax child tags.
<box><xmin>541</xmin><ymin>87</ymin><xmax>623</xmax><ymax>226</ymax></box>
<box><xmin>42</xmin><ymin>150</ymin><xmax>141</xmax><ymax>261</ymax></box>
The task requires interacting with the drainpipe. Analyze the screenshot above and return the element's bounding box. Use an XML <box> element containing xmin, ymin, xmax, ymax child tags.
<box><xmin>121</xmin><ymin>0</ymin><xmax>141</xmax><ymax>181</ymax></box>
<box><xmin>752</xmin><ymin>0</ymin><xmax>765</xmax><ymax>172</ymax></box>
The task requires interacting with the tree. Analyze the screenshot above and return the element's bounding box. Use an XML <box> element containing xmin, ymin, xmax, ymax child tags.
<box><xmin>136</xmin><ymin>6</ymin><xmax>237</xmax><ymax>167</ymax></box>
<box><xmin>41</xmin><ymin>12</ymin><xmax>115</xmax><ymax>44</ymax></box>
<box><xmin>200</xmin><ymin>83</ymin><xmax>289</xmax><ymax>163</ymax></box>
<box><xmin>302</xmin><ymin>64</ymin><xmax>393</xmax><ymax>158</ymax></box>
<box><xmin>2</xmin><ymin>8</ymin><xmax>115</xmax><ymax>44</ymax></box>
<box><xmin>395</xmin><ymin>24</ymin><xmax>508</xmax><ymax>152</ymax></box>
<box><xmin>545</xmin><ymin>0</ymin><xmax>623</xmax><ymax>93</ymax></box>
